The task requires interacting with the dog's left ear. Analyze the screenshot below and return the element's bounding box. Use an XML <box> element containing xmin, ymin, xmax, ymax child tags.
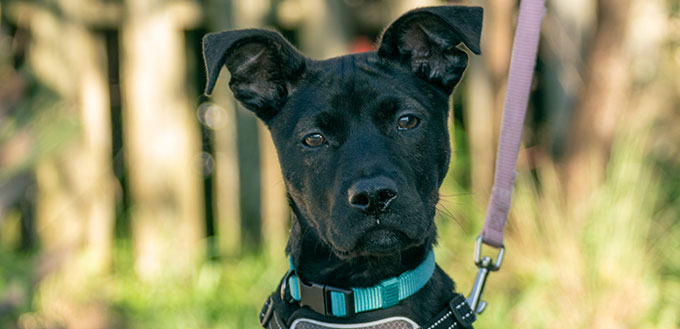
<box><xmin>377</xmin><ymin>6</ymin><xmax>483</xmax><ymax>94</ymax></box>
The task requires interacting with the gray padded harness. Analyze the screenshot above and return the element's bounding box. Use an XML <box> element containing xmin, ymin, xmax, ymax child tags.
<box><xmin>289</xmin><ymin>316</ymin><xmax>417</xmax><ymax>329</ymax></box>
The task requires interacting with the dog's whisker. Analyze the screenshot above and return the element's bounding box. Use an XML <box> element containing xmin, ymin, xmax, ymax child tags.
<box><xmin>438</xmin><ymin>192</ymin><xmax>472</xmax><ymax>198</ymax></box>
<box><xmin>436</xmin><ymin>204</ymin><xmax>465</xmax><ymax>230</ymax></box>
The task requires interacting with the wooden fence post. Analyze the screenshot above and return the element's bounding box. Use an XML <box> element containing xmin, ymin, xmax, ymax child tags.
<box><xmin>207</xmin><ymin>0</ymin><xmax>277</xmax><ymax>256</ymax></box>
<box><xmin>203</xmin><ymin>0</ymin><xmax>243</xmax><ymax>257</ymax></box>
<box><xmin>120</xmin><ymin>0</ymin><xmax>204</xmax><ymax>280</ymax></box>
<box><xmin>8</xmin><ymin>0</ymin><xmax>117</xmax><ymax>326</ymax></box>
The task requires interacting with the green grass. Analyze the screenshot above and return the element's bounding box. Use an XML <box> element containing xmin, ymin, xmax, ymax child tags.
<box><xmin>105</xmin><ymin>241</ymin><xmax>288</xmax><ymax>329</ymax></box>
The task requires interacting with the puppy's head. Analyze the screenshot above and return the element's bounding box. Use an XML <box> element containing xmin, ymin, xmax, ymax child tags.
<box><xmin>203</xmin><ymin>6</ymin><xmax>482</xmax><ymax>259</ymax></box>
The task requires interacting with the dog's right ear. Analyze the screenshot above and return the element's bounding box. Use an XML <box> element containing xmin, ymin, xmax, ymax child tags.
<box><xmin>377</xmin><ymin>6</ymin><xmax>483</xmax><ymax>94</ymax></box>
<box><xmin>203</xmin><ymin>29</ymin><xmax>306</xmax><ymax>122</ymax></box>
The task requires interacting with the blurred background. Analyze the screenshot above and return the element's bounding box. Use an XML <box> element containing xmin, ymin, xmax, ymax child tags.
<box><xmin>1</xmin><ymin>0</ymin><xmax>679</xmax><ymax>328</ymax></box>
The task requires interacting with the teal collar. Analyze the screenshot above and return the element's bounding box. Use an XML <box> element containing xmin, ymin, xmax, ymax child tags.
<box><xmin>285</xmin><ymin>250</ymin><xmax>436</xmax><ymax>317</ymax></box>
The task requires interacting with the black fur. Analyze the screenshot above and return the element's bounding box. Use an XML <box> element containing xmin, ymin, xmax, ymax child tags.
<box><xmin>203</xmin><ymin>5</ymin><xmax>483</xmax><ymax>326</ymax></box>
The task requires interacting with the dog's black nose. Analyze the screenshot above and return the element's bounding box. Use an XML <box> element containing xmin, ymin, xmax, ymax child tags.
<box><xmin>348</xmin><ymin>177</ymin><xmax>398</xmax><ymax>214</ymax></box>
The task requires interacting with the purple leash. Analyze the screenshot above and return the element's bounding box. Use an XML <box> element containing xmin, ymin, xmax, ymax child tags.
<box><xmin>466</xmin><ymin>0</ymin><xmax>545</xmax><ymax>314</ymax></box>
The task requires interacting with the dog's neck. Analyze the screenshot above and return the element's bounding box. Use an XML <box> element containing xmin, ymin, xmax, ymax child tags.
<box><xmin>285</xmin><ymin>213</ymin><xmax>434</xmax><ymax>288</ymax></box>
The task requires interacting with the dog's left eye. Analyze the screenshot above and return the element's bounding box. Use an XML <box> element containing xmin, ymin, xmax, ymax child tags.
<box><xmin>397</xmin><ymin>114</ymin><xmax>420</xmax><ymax>130</ymax></box>
<box><xmin>302</xmin><ymin>133</ymin><xmax>326</xmax><ymax>147</ymax></box>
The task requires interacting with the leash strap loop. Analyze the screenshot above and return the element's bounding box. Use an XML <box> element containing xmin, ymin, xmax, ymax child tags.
<box><xmin>481</xmin><ymin>0</ymin><xmax>545</xmax><ymax>249</ymax></box>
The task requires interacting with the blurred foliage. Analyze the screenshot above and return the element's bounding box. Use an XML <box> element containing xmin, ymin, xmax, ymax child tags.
<box><xmin>0</xmin><ymin>247</ymin><xmax>35</xmax><ymax>328</ymax></box>
<box><xmin>1</xmin><ymin>21</ymin><xmax>82</xmax><ymax>329</ymax></box>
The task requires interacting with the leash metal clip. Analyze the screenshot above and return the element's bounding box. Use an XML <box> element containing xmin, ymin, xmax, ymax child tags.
<box><xmin>467</xmin><ymin>236</ymin><xmax>505</xmax><ymax>315</ymax></box>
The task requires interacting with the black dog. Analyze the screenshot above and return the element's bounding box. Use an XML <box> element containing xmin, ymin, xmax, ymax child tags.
<box><xmin>203</xmin><ymin>6</ymin><xmax>483</xmax><ymax>329</ymax></box>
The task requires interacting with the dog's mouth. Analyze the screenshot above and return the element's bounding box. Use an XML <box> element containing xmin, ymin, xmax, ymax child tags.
<box><xmin>323</xmin><ymin>198</ymin><xmax>436</xmax><ymax>259</ymax></box>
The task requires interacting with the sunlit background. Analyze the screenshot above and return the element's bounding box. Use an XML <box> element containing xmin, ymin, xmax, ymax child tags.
<box><xmin>1</xmin><ymin>0</ymin><xmax>679</xmax><ymax>328</ymax></box>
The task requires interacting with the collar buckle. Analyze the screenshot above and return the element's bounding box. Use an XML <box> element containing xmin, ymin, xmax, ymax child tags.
<box><xmin>282</xmin><ymin>268</ymin><xmax>355</xmax><ymax>317</ymax></box>
<box><xmin>324</xmin><ymin>285</ymin><xmax>355</xmax><ymax>317</ymax></box>
<box><xmin>298</xmin><ymin>279</ymin><xmax>355</xmax><ymax>317</ymax></box>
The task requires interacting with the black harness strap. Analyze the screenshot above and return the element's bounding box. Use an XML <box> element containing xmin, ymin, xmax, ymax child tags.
<box><xmin>421</xmin><ymin>294</ymin><xmax>476</xmax><ymax>329</ymax></box>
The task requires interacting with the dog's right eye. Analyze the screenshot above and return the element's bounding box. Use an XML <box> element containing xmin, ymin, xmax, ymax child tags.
<box><xmin>302</xmin><ymin>133</ymin><xmax>326</xmax><ymax>147</ymax></box>
<box><xmin>397</xmin><ymin>114</ymin><xmax>421</xmax><ymax>130</ymax></box>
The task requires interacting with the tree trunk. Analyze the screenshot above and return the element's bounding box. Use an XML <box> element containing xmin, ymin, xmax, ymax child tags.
<box><xmin>464</xmin><ymin>0</ymin><xmax>516</xmax><ymax>202</ymax></box>
<box><xmin>562</xmin><ymin>0</ymin><xmax>632</xmax><ymax>210</ymax></box>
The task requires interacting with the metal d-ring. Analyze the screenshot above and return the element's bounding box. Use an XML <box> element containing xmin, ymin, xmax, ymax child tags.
<box><xmin>280</xmin><ymin>269</ymin><xmax>297</xmax><ymax>303</ymax></box>
<box><xmin>473</xmin><ymin>235</ymin><xmax>505</xmax><ymax>271</ymax></box>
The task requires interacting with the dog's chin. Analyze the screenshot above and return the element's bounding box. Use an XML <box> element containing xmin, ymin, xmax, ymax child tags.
<box><xmin>326</xmin><ymin>220</ymin><xmax>426</xmax><ymax>259</ymax></box>
<box><xmin>327</xmin><ymin>228</ymin><xmax>412</xmax><ymax>259</ymax></box>
<box><xmin>352</xmin><ymin>228</ymin><xmax>415</xmax><ymax>257</ymax></box>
